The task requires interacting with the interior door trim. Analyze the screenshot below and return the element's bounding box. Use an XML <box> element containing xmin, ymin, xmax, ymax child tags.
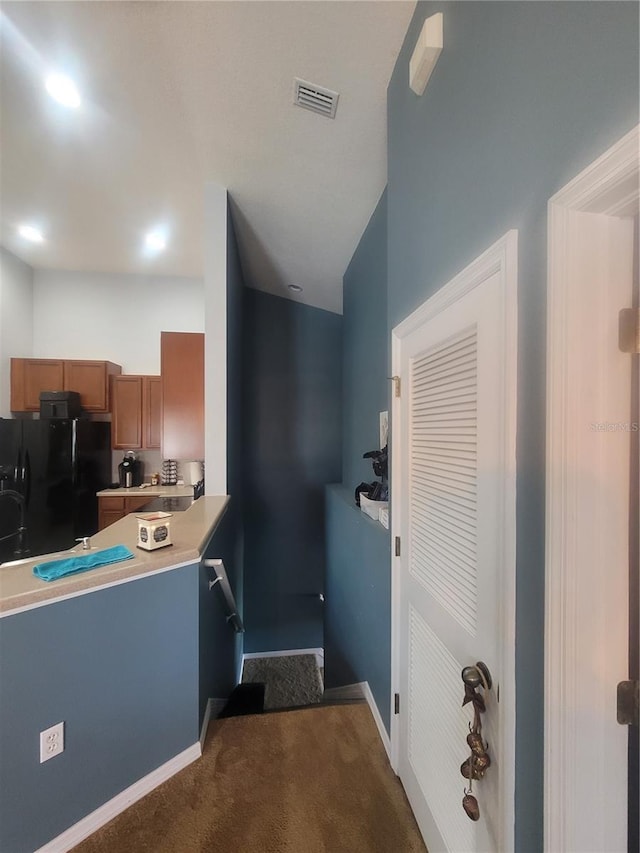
<box><xmin>545</xmin><ymin>124</ymin><xmax>639</xmax><ymax>853</ymax></box>
<box><xmin>390</xmin><ymin>229</ymin><xmax>518</xmax><ymax>851</ymax></box>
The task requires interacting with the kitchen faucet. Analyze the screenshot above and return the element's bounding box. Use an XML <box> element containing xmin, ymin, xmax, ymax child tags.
<box><xmin>0</xmin><ymin>489</ymin><xmax>30</xmax><ymax>558</ymax></box>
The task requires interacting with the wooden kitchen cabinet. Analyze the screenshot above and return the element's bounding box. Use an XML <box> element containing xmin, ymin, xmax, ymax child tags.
<box><xmin>111</xmin><ymin>375</ymin><xmax>161</xmax><ymax>450</ymax></box>
<box><xmin>144</xmin><ymin>376</ymin><xmax>162</xmax><ymax>449</ymax></box>
<box><xmin>11</xmin><ymin>359</ymin><xmax>64</xmax><ymax>411</ymax></box>
<box><xmin>161</xmin><ymin>332</ymin><xmax>204</xmax><ymax>460</ymax></box>
<box><xmin>98</xmin><ymin>494</ymin><xmax>152</xmax><ymax>530</ymax></box>
<box><xmin>63</xmin><ymin>360</ymin><xmax>121</xmax><ymax>412</ymax></box>
<box><xmin>11</xmin><ymin>358</ymin><xmax>121</xmax><ymax>413</ymax></box>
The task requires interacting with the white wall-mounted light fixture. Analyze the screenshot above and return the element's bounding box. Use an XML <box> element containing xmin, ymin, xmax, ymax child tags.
<box><xmin>409</xmin><ymin>13</ymin><xmax>443</xmax><ymax>96</ymax></box>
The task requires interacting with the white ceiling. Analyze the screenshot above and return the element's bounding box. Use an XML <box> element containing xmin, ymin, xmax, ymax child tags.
<box><xmin>0</xmin><ymin>1</ymin><xmax>415</xmax><ymax>314</ymax></box>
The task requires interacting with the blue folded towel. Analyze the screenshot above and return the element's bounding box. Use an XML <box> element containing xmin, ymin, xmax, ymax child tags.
<box><xmin>33</xmin><ymin>545</ymin><xmax>135</xmax><ymax>582</ymax></box>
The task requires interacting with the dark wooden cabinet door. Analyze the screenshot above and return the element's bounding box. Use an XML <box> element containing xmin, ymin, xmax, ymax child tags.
<box><xmin>98</xmin><ymin>497</ymin><xmax>125</xmax><ymax>531</ymax></box>
<box><xmin>112</xmin><ymin>376</ymin><xmax>143</xmax><ymax>449</ymax></box>
<box><xmin>12</xmin><ymin>359</ymin><xmax>65</xmax><ymax>411</ymax></box>
<box><xmin>124</xmin><ymin>496</ymin><xmax>151</xmax><ymax>513</ymax></box>
<box><xmin>98</xmin><ymin>508</ymin><xmax>125</xmax><ymax>531</ymax></box>
<box><xmin>144</xmin><ymin>376</ymin><xmax>162</xmax><ymax>449</ymax></box>
<box><xmin>64</xmin><ymin>361</ymin><xmax>121</xmax><ymax>412</ymax></box>
<box><xmin>161</xmin><ymin>332</ymin><xmax>204</xmax><ymax>460</ymax></box>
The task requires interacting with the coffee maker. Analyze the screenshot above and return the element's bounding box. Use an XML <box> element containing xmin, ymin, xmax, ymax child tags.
<box><xmin>118</xmin><ymin>451</ymin><xmax>143</xmax><ymax>488</ymax></box>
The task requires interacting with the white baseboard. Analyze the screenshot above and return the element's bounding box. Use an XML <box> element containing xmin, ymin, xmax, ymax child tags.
<box><xmin>35</xmin><ymin>742</ymin><xmax>201</xmax><ymax>853</ymax></box>
<box><xmin>200</xmin><ymin>697</ymin><xmax>227</xmax><ymax>748</ymax></box>
<box><xmin>361</xmin><ymin>681</ymin><xmax>391</xmax><ymax>761</ymax></box>
<box><xmin>242</xmin><ymin>647</ymin><xmax>324</xmax><ymax>673</ymax></box>
<box><xmin>323</xmin><ymin>683</ymin><xmax>366</xmax><ymax>702</ymax></box>
<box><xmin>200</xmin><ymin>698</ymin><xmax>213</xmax><ymax>750</ymax></box>
<box><xmin>323</xmin><ymin>681</ymin><xmax>391</xmax><ymax>760</ymax></box>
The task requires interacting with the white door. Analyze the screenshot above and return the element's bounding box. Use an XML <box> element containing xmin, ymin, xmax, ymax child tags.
<box><xmin>544</xmin><ymin>126</ymin><xmax>639</xmax><ymax>853</ymax></box>
<box><xmin>392</xmin><ymin>233</ymin><xmax>517</xmax><ymax>853</ymax></box>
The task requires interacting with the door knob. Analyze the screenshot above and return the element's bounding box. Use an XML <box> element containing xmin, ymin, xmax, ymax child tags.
<box><xmin>461</xmin><ymin>661</ymin><xmax>492</xmax><ymax>691</ymax></box>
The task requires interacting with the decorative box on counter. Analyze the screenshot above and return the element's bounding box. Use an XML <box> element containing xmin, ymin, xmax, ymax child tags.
<box><xmin>136</xmin><ymin>512</ymin><xmax>173</xmax><ymax>550</ymax></box>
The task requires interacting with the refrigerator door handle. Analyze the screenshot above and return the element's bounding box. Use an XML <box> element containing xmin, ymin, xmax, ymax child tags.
<box><xmin>22</xmin><ymin>450</ymin><xmax>31</xmax><ymax>508</ymax></box>
<box><xmin>15</xmin><ymin>448</ymin><xmax>22</xmax><ymax>491</ymax></box>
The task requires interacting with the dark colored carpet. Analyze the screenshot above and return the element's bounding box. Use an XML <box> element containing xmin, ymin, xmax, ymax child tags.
<box><xmin>71</xmin><ymin>703</ymin><xmax>427</xmax><ymax>853</ymax></box>
<box><xmin>241</xmin><ymin>654</ymin><xmax>324</xmax><ymax>710</ymax></box>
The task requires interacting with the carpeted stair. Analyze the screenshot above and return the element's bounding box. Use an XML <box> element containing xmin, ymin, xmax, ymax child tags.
<box><xmin>240</xmin><ymin>653</ymin><xmax>324</xmax><ymax>712</ymax></box>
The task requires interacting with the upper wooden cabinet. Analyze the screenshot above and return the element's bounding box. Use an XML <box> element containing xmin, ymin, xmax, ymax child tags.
<box><xmin>144</xmin><ymin>376</ymin><xmax>162</xmax><ymax>449</ymax></box>
<box><xmin>11</xmin><ymin>358</ymin><xmax>121</xmax><ymax>413</ymax></box>
<box><xmin>111</xmin><ymin>375</ymin><xmax>162</xmax><ymax>450</ymax></box>
<box><xmin>63</xmin><ymin>361</ymin><xmax>121</xmax><ymax>412</ymax></box>
<box><xmin>11</xmin><ymin>359</ymin><xmax>64</xmax><ymax>411</ymax></box>
<box><xmin>161</xmin><ymin>331</ymin><xmax>204</xmax><ymax>460</ymax></box>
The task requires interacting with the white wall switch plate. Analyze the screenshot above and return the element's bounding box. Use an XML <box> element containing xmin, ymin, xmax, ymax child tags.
<box><xmin>380</xmin><ymin>411</ymin><xmax>389</xmax><ymax>449</ymax></box>
<box><xmin>40</xmin><ymin>722</ymin><xmax>64</xmax><ymax>763</ymax></box>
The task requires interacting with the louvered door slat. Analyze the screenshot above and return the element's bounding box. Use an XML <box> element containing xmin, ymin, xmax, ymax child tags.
<box><xmin>409</xmin><ymin>326</ymin><xmax>479</xmax><ymax>634</ymax></box>
<box><xmin>411</xmin><ymin>481</ymin><xmax>477</xmax><ymax>517</ymax></box>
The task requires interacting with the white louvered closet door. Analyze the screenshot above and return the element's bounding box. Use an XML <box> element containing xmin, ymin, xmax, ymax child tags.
<box><xmin>398</xmin><ymin>269</ymin><xmax>505</xmax><ymax>853</ymax></box>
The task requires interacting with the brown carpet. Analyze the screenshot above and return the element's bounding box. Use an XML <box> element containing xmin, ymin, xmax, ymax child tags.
<box><xmin>72</xmin><ymin>703</ymin><xmax>427</xmax><ymax>853</ymax></box>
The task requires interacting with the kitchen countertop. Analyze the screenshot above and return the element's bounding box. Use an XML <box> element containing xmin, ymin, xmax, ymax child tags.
<box><xmin>137</xmin><ymin>495</ymin><xmax>194</xmax><ymax>513</ymax></box>
<box><xmin>0</xmin><ymin>495</ymin><xmax>229</xmax><ymax>617</ymax></box>
<box><xmin>97</xmin><ymin>485</ymin><xmax>195</xmax><ymax>498</ymax></box>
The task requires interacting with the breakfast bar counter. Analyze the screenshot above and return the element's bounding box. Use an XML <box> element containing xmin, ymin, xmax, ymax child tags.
<box><xmin>0</xmin><ymin>495</ymin><xmax>229</xmax><ymax>616</ymax></box>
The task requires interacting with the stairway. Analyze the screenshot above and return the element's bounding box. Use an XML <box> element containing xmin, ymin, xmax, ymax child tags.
<box><xmin>220</xmin><ymin>653</ymin><xmax>366</xmax><ymax>717</ymax></box>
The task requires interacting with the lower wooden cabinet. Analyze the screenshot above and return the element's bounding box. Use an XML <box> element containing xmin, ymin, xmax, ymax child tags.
<box><xmin>111</xmin><ymin>375</ymin><xmax>161</xmax><ymax>450</ymax></box>
<box><xmin>98</xmin><ymin>495</ymin><xmax>153</xmax><ymax>531</ymax></box>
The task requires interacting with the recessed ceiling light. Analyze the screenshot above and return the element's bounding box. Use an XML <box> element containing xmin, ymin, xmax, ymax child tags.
<box><xmin>18</xmin><ymin>224</ymin><xmax>44</xmax><ymax>243</ymax></box>
<box><xmin>288</xmin><ymin>284</ymin><xmax>303</xmax><ymax>293</ymax></box>
<box><xmin>45</xmin><ymin>72</ymin><xmax>81</xmax><ymax>109</ymax></box>
<box><xmin>145</xmin><ymin>230</ymin><xmax>167</xmax><ymax>252</ymax></box>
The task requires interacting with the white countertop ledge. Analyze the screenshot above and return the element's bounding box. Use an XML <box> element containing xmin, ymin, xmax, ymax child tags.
<box><xmin>97</xmin><ymin>485</ymin><xmax>195</xmax><ymax>498</ymax></box>
<box><xmin>0</xmin><ymin>495</ymin><xmax>229</xmax><ymax>618</ymax></box>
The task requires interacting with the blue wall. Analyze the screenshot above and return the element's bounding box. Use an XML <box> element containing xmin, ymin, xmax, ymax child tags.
<box><xmin>242</xmin><ymin>289</ymin><xmax>342</xmax><ymax>653</ymax></box>
<box><xmin>324</xmin><ymin>190</ymin><xmax>392</xmax><ymax>732</ymax></box>
<box><xmin>325</xmin><ymin>485</ymin><xmax>391</xmax><ymax>732</ymax></box>
<box><xmin>0</xmin><ymin>567</ymin><xmax>199</xmax><ymax>852</ymax></box>
<box><xmin>386</xmin><ymin>2</ymin><xmax>639</xmax><ymax>849</ymax></box>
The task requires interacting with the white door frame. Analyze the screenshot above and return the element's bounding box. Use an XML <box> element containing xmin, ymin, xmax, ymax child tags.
<box><xmin>544</xmin><ymin>125</ymin><xmax>639</xmax><ymax>853</ymax></box>
<box><xmin>390</xmin><ymin>231</ymin><xmax>518</xmax><ymax>851</ymax></box>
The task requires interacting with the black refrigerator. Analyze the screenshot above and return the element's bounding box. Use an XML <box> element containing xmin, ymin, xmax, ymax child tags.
<box><xmin>0</xmin><ymin>418</ymin><xmax>111</xmax><ymax>562</ymax></box>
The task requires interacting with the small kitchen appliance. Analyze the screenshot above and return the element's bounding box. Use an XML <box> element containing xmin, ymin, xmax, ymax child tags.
<box><xmin>118</xmin><ymin>451</ymin><xmax>143</xmax><ymax>488</ymax></box>
<box><xmin>39</xmin><ymin>391</ymin><xmax>82</xmax><ymax>419</ymax></box>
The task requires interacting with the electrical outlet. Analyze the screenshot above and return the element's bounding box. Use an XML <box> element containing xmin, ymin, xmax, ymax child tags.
<box><xmin>40</xmin><ymin>722</ymin><xmax>64</xmax><ymax>763</ymax></box>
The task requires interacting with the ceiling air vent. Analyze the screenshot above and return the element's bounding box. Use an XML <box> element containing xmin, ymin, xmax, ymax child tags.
<box><xmin>293</xmin><ymin>78</ymin><xmax>339</xmax><ymax>119</ymax></box>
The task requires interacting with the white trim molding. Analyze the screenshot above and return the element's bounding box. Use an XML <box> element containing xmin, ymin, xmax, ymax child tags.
<box><xmin>35</xmin><ymin>742</ymin><xmax>201</xmax><ymax>853</ymax></box>
<box><xmin>361</xmin><ymin>681</ymin><xmax>391</xmax><ymax>760</ymax></box>
<box><xmin>545</xmin><ymin>124</ymin><xmax>638</xmax><ymax>853</ymax></box>
<box><xmin>322</xmin><ymin>681</ymin><xmax>391</xmax><ymax>759</ymax></box>
<box><xmin>200</xmin><ymin>698</ymin><xmax>227</xmax><ymax>749</ymax></box>
<box><xmin>390</xmin><ymin>230</ymin><xmax>518</xmax><ymax>850</ymax></box>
